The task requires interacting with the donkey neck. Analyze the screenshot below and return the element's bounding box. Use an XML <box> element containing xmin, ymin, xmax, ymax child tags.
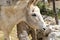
<box><xmin>1</xmin><ymin>6</ymin><xmax>26</xmax><ymax>25</ymax></box>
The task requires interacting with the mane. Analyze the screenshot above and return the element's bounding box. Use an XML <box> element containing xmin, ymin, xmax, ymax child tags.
<box><xmin>1</xmin><ymin>0</ymin><xmax>40</xmax><ymax>18</ymax></box>
<box><xmin>1</xmin><ymin>0</ymin><xmax>28</xmax><ymax>17</ymax></box>
<box><xmin>1</xmin><ymin>6</ymin><xmax>16</xmax><ymax>17</ymax></box>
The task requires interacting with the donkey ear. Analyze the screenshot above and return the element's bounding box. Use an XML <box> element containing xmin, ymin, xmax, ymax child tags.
<box><xmin>27</xmin><ymin>0</ymin><xmax>40</xmax><ymax>7</ymax></box>
<box><xmin>27</xmin><ymin>0</ymin><xmax>34</xmax><ymax>7</ymax></box>
<box><xmin>34</xmin><ymin>0</ymin><xmax>40</xmax><ymax>5</ymax></box>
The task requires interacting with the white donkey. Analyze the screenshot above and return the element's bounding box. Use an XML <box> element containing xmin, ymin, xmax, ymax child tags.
<box><xmin>0</xmin><ymin>0</ymin><xmax>46</xmax><ymax>40</ymax></box>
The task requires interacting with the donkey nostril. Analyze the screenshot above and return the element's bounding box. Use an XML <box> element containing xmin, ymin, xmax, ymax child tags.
<box><xmin>32</xmin><ymin>13</ymin><xmax>36</xmax><ymax>16</ymax></box>
<box><xmin>43</xmin><ymin>28</ymin><xmax>45</xmax><ymax>30</ymax></box>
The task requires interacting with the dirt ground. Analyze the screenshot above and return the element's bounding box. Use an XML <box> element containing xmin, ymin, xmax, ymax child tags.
<box><xmin>0</xmin><ymin>26</ymin><xmax>18</xmax><ymax>40</ymax></box>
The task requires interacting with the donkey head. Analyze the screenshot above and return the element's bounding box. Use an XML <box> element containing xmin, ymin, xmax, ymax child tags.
<box><xmin>26</xmin><ymin>4</ymin><xmax>46</xmax><ymax>30</ymax></box>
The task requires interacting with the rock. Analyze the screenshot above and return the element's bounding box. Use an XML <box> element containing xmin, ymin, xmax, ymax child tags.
<box><xmin>42</xmin><ymin>15</ymin><xmax>56</xmax><ymax>25</ymax></box>
<box><xmin>46</xmin><ymin>25</ymin><xmax>60</xmax><ymax>40</ymax></box>
<box><xmin>37</xmin><ymin>15</ymin><xmax>60</xmax><ymax>40</ymax></box>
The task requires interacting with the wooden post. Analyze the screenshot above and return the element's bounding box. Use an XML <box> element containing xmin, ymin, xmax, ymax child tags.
<box><xmin>0</xmin><ymin>5</ymin><xmax>1</xmax><ymax>16</ymax></box>
<box><xmin>0</xmin><ymin>5</ymin><xmax>1</xmax><ymax>11</ymax></box>
<box><xmin>52</xmin><ymin>0</ymin><xmax>59</xmax><ymax>25</ymax></box>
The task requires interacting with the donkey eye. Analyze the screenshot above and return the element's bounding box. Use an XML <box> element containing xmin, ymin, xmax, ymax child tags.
<box><xmin>32</xmin><ymin>9</ymin><xmax>34</xmax><ymax>12</ymax></box>
<box><xmin>32</xmin><ymin>13</ymin><xmax>36</xmax><ymax>16</ymax></box>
